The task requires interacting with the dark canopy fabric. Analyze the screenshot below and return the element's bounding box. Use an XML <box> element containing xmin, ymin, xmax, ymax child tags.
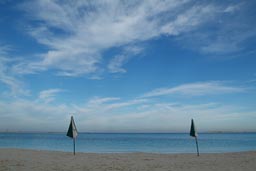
<box><xmin>67</xmin><ymin>116</ymin><xmax>78</xmax><ymax>138</ymax></box>
<box><xmin>190</xmin><ymin>119</ymin><xmax>197</xmax><ymax>137</ymax></box>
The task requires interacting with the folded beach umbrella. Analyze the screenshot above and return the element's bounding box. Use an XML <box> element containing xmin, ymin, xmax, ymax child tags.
<box><xmin>67</xmin><ymin>116</ymin><xmax>78</xmax><ymax>155</ymax></box>
<box><xmin>190</xmin><ymin>119</ymin><xmax>199</xmax><ymax>156</ymax></box>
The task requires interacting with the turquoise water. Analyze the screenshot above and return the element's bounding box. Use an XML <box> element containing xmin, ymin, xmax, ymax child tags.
<box><xmin>0</xmin><ymin>133</ymin><xmax>256</xmax><ymax>153</ymax></box>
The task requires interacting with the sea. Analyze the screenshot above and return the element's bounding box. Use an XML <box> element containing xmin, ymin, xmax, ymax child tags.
<box><xmin>0</xmin><ymin>133</ymin><xmax>256</xmax><ymax>153</ymax></box>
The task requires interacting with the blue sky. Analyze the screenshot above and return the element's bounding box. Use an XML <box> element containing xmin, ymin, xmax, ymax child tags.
<box><xmin>0</xmin><ymin>0</ymin><xmax>256</xmax><ymax>132</ymax></box>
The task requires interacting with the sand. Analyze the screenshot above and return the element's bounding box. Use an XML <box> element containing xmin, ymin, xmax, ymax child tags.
<box><xmin>0</xmin><ymin>148</ymin><xmax>256</xmax><ymax>171</ymax></box>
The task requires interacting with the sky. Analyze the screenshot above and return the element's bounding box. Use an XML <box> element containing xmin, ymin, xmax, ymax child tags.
<box><xmin>0</xmin><ymin>0</ymin><xmax>256</xmax><ymax>133</ymax></box>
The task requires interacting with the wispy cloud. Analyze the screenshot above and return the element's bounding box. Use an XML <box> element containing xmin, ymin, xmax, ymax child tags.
<box><xmin>104</xmin><ymin>99</ymin><xmax>148</xmax><ymax>111</ymax></box>
<box><xmin>0</xmin><ymin>45</ymin><xmax>12</xmax><ymax>55</ymax></box>
<box><xmin>179</xmin><ymin>2</ymin><xmax>256</xmax><ymax>56</ymax></box>
<box><xmin>16</xmin><ymin>0</ymin><xmax>229</xmax><ymax>77</ymax></box>
<box><xmin>142</xmin><ymin>81</ymin><xmax>245</xmax><ymax>98</ymax></box>
<box><xmin>87</xmin><ymin>97</ymin><xmax>121</xmax><ymax>106</ymax></box>
<box><xmin>0</xmin><ymin>52</ymin><xmax>29</xmax><ymax>97</ymax></box>
<box><xmin>38</xmin><ymin>88</ymin><xmax>63</xmax><ymax>103</ymax></box>
<box><xmin>0</xmin><ymin>57</ymin><xmax>254</xmax><ymax>132</ymax></box>
<box><xmin>108</xmin><ymin>46</ymin><xmax>143</xmax><ymax>73</ymax></box>
<box><xmin>223</xmin><ymin>4</ymin><xmax>241</xmax><ymax>13</ymax></box>
<box><xmin>161</xmin><ymin>4</ymin><xmax>217</xmax><ymax>35</ymax></box>
<box><xmin>75</xmin><ymin>96</ymin><xmax>147</xmax><ymax>115</ymax></box>
<box><xmin>0</xmin><ymin>99</ymin><xmax>70</xmax><ymax>132</ymax></box>
<box><xmin>0</xmin><ymin>93</ymin><xmax>255</xmax><ymax>132</ymax></box>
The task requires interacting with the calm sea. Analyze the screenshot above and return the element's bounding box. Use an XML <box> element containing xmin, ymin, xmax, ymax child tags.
<box><xmin>0</xmin><ymin>133</ymin><xmax>256</xmax><ymax>153</ymax></box>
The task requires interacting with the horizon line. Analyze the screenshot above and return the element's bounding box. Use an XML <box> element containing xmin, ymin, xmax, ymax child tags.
<box><xmin>1</xmin><ymin>131</ymin><xmax>256</xmax><ymax>134</ymax></box>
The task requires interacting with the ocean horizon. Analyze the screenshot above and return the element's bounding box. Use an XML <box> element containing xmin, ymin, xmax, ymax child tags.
<box><xmin>1</xmin><ymin>132</ymin><xmax>256</xmax><ymax>153</ymax></box>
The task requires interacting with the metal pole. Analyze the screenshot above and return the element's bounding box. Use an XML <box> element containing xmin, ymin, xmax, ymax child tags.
<box><xmin>73</xmin><ymin>138</ymin><xmax>76</xmax><ymax>155</ymax></box>
<box><xmin>195</xmin><ymin>136</ymin><xmax>199</xmax><ymax>156</ymax></box>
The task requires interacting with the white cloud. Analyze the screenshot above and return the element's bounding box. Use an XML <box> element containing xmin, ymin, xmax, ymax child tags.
<box><xmin>38</xmin><ymin>88</ymin><xmax>63</xmax><ymax>103</ymax></box>
<box><xmin>200</xmin><ymin>28</ymin><xmax>256</xmax><ymax>55</ymax></box>
<box><xmin>224</xmin><ymin>4</ymin><xmax>240</xmax><ymax>13</ymax></box>
<box><xmin>87</xmin><ymin>97</ymin><xmax>120</xmax><ymax>106</ymax></box>
<box><xmin>74</xmin><ymin>97</ymin><xmax>147</xmax><ymax>115</ymax></box>
<box><xmin>180</xmin><ymin>2</ymin><xmax>256</xmax><ymax>56</ymax></box>
<box><xmin>142</xmin><ymin>81</ymin><xmax>245</xmax><ymax>98</ymax></box>
<box><xmin>161</xmin><ymin>4</ymin><xmax>216</xmax><ymax>35</ymax></box>
<box><xmin>0</xmin><ymin>80</ymin><xmax>254</xmax><ymax>132</ymax></box>
<box><xmin>1</xmin><ymin>94</ymin><xmax>255</xmax><ymax>132</ymax></box>
<box><xmin>0</xmin><ymin>100</ymin><xmax>70</xmax><ymax>132</ymax></box>
<box><xmin>108</xmin><ymin>55</ymin><xmax>131</xmax><ymax>73</ymax></box>
<box><xmin>0</xmin><ymin>1</ymin><xmax>252</xmax><ymax>79</ymax></box>
<box><xmin>0</xmin><ymin>55</ymin><xmax>29</xmax><ymax>97</ymax></box>
<box><xmin>104</xmin><ymin>99</ymin><xmax>148</xmax><ymax>111</ymax></box>
<box><xmin>108</xmin><ymin>46</ymin><xmax>143</xmax><ymax>73</ymax></box>
<box><xmin>17</xmin><ymin>0</ymin><xmax>226</xmax><ymax>76</ymax></box>
<box><xmin>0</xmin><ymin>45</ymin><xmax>12</xmax><ymax>55</ymax></box>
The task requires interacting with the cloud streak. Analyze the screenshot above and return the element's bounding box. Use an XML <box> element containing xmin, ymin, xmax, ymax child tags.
<box><xmin>38</xmin><ymin>89</ymin><xmax>64</xmax><ymax>103</ymax></box>
<box><xmin>0</xmin><ymin>80</ymin><xmax>252</xmax><ymax>132</ymax></box>
<box><xmin>0</xmin><ymin>89</ymin><xmax>254</xmax><ymax>132</ymax></box>
<box><xmin>17</xmin><ymin>0</ymin><xmax>229</xmax><ymax>77</ymax></box>
<box><xmin>0</xmin><ymin>47</ymin><xmax>29</xmax><ymax>97</ymax></box>
<box><xmin>142</xmin><ymin>81</ymin><xmax>245</xmax><ymax>98</ymax></box>
<box><xmin>108</xmin><ymin>46</ymin><xmax>143</xmax><ymax>73</ymax></box>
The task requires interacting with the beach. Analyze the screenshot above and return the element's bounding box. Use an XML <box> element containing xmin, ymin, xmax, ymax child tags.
<box><xmin>0</xmin><ymin>149</ymin><xmax>256</xmax><ymax>171</ymax></box>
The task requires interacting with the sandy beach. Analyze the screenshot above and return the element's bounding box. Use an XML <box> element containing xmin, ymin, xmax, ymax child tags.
<box><xmin>0</xmin><ymin>149</ymin><xmax>255</xmax><ymax>171</ymax></box>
